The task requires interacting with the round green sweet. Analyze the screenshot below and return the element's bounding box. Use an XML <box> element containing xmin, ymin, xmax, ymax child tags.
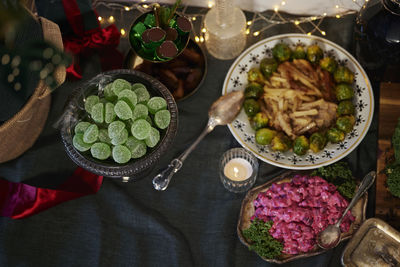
<box><xmin>145</xmin><ymin>127</ymin><xmax>160</xmax><ymax>148</ymax></box>
<box><xmin>104</xmin><ymin>83</ymin><xmax>117</xmax><ymax>102</ymax></box>
<box><xmin>74</xmin><ymin>121</ymin><xmax>91</xmax><ymax>134</ymax></box>
<box><xmin>108</xmin><ymin>120</ymin><xmax>125</xmax><ymax>139</ymax></box>
<box><xmin>131</xmin><ymin>83</ymin><xmax>146</xmax><ymax>91</ymax></box>
<box><xmin>112</xmin><ymin>79</ymin><xmax>131</xmax><ymax>95</ymax></box>
<box><xmin>84</xmin><ymin>95</ymin><xmax>99</xmax><ymax>113</ymax></box>
<box><xmin>90</xmin><ymin>142</ymin><xmax>111</xmax><ymax>160</ymax></box>
<box><xmin>111</xmin><ymin>128</ymin><xmax>129</xmax><ymax>145</ymax></box>
<box><xmin>147</xmin><ymin>96</ymin><xmax>167</xmax><ymax>114</ymax></box>
<box><xmin>114</xmin><ymin>100</ymin><xmax>132</xmax><ymax>120</ymax></box>
<box><xmin>118</xmin><ymin>89</ymin><xmax>137</xmax><ymax>108</ymax></box>
<box><xmin>112</xmin><ymin>145</ymin><xmax>131</xmax><ymax>164</ymax></box>
<box><xmin>83</xmin><ymin>124</ymin><xmax>99</xmax><ymax>144</ymax></box>
<box><xmin>154</xmin><ymin>110</ymin><xmax>171</xmax><ymax>130</ymax></box>
<box><xmin>105</xmin><ymin>102</ymin><xmax>116</xmax><ymax>124</ymax></box>
<box><xmin>73</xmin><ymin>133</ymin><xmax>92</xmax><ymax>152</ymax></box>
<box><xmin>133</xmin><ymin>87</ymin><xmax>150</xmax><ymax>103</ymax></box>
<box><xmin>99</xmin><ymin>128</ymin><xmax>111</xmax><ymax>144</ymax></box>
<box><xmin>131</xmin><ymin>119</ymin><xmax>151</xmax><ymax>140</ymax></box>
<box><xmin>125</xmin><ymin>136</ymin><xmax>147</xmax><ymax>159</ymax></box>
<box><xmin>132</xmin><ymin>103</ymin><xmax>148</xmax><ymax>121</ymax></box>
<box><xmin>91</xmin><ymin>102</ymin><xmax>104</xmax><ymax>124</ymax></box>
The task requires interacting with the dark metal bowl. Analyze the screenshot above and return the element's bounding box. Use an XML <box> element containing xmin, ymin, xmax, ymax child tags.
<box><xmin>60</xmin><ymin>69</ymin><xmax>178</xmax><ymax>179</ymax></box>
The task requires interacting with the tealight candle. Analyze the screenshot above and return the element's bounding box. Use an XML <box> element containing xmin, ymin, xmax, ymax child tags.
<box><xmin>223</xmin><ymin>158</ymin><xmax>253</xmax><ymax>181</ymax></box>
<box><xmin>219</xmin><ymin>148</ymin><xmax>259</xmax><ymax>193</ymax></box>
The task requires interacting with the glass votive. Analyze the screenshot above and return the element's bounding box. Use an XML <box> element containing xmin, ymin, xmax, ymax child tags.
<box><xmin>219</xmin><ymin>148</ymin><xmax>259</xmax><ymax>193</ymax></box>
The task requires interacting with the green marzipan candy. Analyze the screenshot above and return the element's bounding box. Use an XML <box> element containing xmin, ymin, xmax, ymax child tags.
<box><xmin>147</xmin><ymin>96</ymin><xmax>167</xmax><ymax>114</ymax></box>
<box><xmin>90</xmin><ymin>142</ymin><xmax>111</xmax><ymax>160</ymax></box>
<box><xmin>118</xmin><ymin>89</ymin><xmax>137</xmax><ymax>108</ymax></box>
<box><xmin>133</xmin><ymin>87</ymin><xmax>150</xmax><ymax>103</ymax></box>
<box><xmin>108</xmin><ymin>120</ymin><xmax>125</xmax><ymax>139</ymax></box>
<box><xmin>131</xmin><ymin>119</ymin><xmax>151</xmax><ymax>140</ymax></box>
<box><xmin>112</xmin><ymin>145</ymin><xmax>131</xmax><ymax>164</ymax></box>
<box><xmin>84</xmin><ymin>95</ymin><xmax>99</xmax><ymax>113</ymax></box>
<box><xmin>99</xmin><ymin>128</ymin><xmax>111</xmax><ymax>144</ymax></box>
<box><xmin>125</xmin><ymin>136</ymin><xmax>147</xmax><ymax>159</ymax></box>
<box><xmin>114</xmin><ymin>100</ymin><xmax>132</xmax><ymax>120</ymax></box>
<box><xmin>111</xmin><ymin>128</ymin><xmax>129</xmax><ymax>145</ymax></box>
<box><xmin>154</xmin><ymin>110</ymin><xmax>171</xmax><ymax>130</ymax></box>
<box><xmin>132</xmin><ymin>103</ymin><xmax>149</xmax><ymax>121</ymax></box>
<box><xmin>83</xmin><ymin>124</ymin><xmax>99</xmax><ymax>144</ymax></box>
<box><xmin>91</xmin><ymin>102</ymin><xmax>104</xmax><ymax>124</ymax></box>
<box><xmin>104</xmin><ymin>83</ymin><xmax>117</xmax><ymax>102</ymax></box>
<box><xmin>74</xmin><ymin>121</ymin><xmax>91</xmax><ymax>134</ymax></box>
<box><xmin>145</xmin><ymin>127</ymin><xmax>160</xmax><ymax>148</ymax></box>
<box><xmin>73</xmin><ymin>133</ymin><xmax>92</xmax><ymax>152</ymax></box>
<box><xmin>105</xmin><ymin>102</ymin><xmax>116</xmax><ymax>124</ymax></box>
<box><xmin>131</xmin><ymin>83</ymin><xmax>146</xmax><ymax>91</ymax></box>
<box><xmin>112</xmin><ymin>79</ymin><xmax>131</xmax><ymax>96</ymax></box>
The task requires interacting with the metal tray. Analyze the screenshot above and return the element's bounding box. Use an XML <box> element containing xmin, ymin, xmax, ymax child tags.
<box><xmin>342</xmin><ymin>218</ymin><xmax>400</xmax><ymax>266</ymax></box>
<box><xmin>237</xmin><ymin>170</ymin><xmax>367</xmax><ymax>264</ymax></box>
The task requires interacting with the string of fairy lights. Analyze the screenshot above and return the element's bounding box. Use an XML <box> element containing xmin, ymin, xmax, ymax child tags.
<box><xmin>92</xmin><ymin>0</ymin><xmax>368</xmax><ymax>42</ymax></box>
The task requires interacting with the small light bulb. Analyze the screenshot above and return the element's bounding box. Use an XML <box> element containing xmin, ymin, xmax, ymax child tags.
<box><xmin>108</xmin><ymin>16</ymin><xmax>115</xmax><ymax>23</ymax></box>
<box><xmin>192</xmin><ymin>17</ymin><xmax>196</xmax><ymax>21</ymax></box>
<box><xmin>195</xmin><ymin>36</ymin><xmax>200</xmax><ymax>42</ymax></box>
<box><xmin>124</xmin><ymin>6</ymin><xmax>130</xmax><ymax>11</ymax></box>
<box><xmin>98</xmin><ymin>16</ymin><xmax>102</xmax><ymax>22</ymax></box>
<box><xmin>281</xmin><ymin>1</ymin><xmax>286</xmax><ymax>5</ymax></box>
<box><xmin>247</xmin><ymin>21</ymin><xmax>252</xmax><ymax>26</ymax></box>
<box><xmin>200</xmin><ymin>36</ymin><xmax>204</xmax><ymax>42</ymax></box>
<box><xmin>307</xmin><ymin>32</ymin><xmax>312</xmax><ymax>35</ymax></box>
<box><xmin>142</xmin><ymin>4</ymin><xmax>148</xmax><ymax>8</ymax></box>
<box><xmin>253</xmin><ymin>31</ymin><xmax>260</xmax><ymax>36</ymax></box>
<box><xmin>336</xmin><ymin>14</ymin><xmax>341</xmax><ymax>18</ymax></box>
<box><xmin>294</xmin><ymin>20</ymin><xmax>300</xmax><ymax>25</ymax></box>
<box><xmin>323</xmin><ymin>12</ymin><xmax>327</xmax><ymax>16</ymax></box>
<box><xmin>201</xmin><ymin>28</ymin><xmax>207</xmax><ymax>33</ymax></box>
<box><xmin>120</xmin><ymin>29</ymin><xmax>126</xmax><ymax>35</ymax></box>
<box><xmin>335</xmin><ymin>5</ymin><xmax>339</xmax><ymax>8</ymax></box>
<box><xmin>274</xmin><ymin>6</ymin><xmax>279</xmax><ymax>12</ymax></box>
<box><xmin>311</xmin><ymin>16</ymin><xmax>317</xmax><ymax>20</ymax></box>
<box><xmin>246</xmin><ymin>28</ymin><xmax>250</xmax><ymax>34</ymax></box>
<box><xmin>208</xmin><ymin>2</ymin><xmax>213</xmax><ymax>8</ymax></box>
<box><xmin>321</xmin><ymin>31</ymin><xmax>326</xmax><ymax>36</ymax></box>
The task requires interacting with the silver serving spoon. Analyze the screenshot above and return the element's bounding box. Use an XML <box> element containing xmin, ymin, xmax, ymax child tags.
<box><xmin>317</xmin><ymin>171</ymin><xmax>376</xmax><ymax>249</ymax></box>
<box><xmin>152</xmin><ymin>90</ymin><xmax>245</xmax><ymax>191</ymax></box>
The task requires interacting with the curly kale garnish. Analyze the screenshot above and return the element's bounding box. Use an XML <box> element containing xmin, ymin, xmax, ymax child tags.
<box><xmin>242</xmin><ymin>219</ymin><xmax>283</xmax><ymax>259</ymax></box>
<box><xmin>311</xmin><ymin>162</ymin><xmax>356</xmax><ymax>199</ymax></box>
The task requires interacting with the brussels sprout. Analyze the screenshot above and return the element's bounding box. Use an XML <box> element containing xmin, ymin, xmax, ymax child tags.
<box><xmin>251</xmin><ymin>112</ymin><xmax>269</xmax><ymax>130</ymax></box>
<box><xmin>244</xmin><ymin>83</ymin><xmax>263</xmax><ymax>99</ymax></box>
<box><xmin>336</xmin><ymin>115</ymin><xmax>355</xmax><ymax>133</ymax></box>
<box><xmin>259</xmin><ymin>58</ymin><xmax>278</xmax><ymax>79</ymax></box>
<box><xmin>306</xmin><ymin>44</ymin><xmax>323</xmax><ymax>64</ymax></box>
<box><xmin>248</xmin><ymin>68</ymin><xmax>264</xmax><ymax>84</ymax></box>
<box><xmin>271</xmin><ymin>133</ymin><xmax>292</xmax><ymax>152</ymax></box>
<box><xmin>327</xmin><ymin>127</ymin><xmax>345</xmax><ymax>143</ymax></box>
<box><xmin>334</xmin><ymin>66</ymin><xmax>354</xmax><ymax>84</ymax></box>
<box><xmin>310</xmin><ymin>132</ymin><xmax>327</xmax><ymax>153</ymax></box>
<box><xmin>243</xmin><ymin>99</ymin><xmax>260</xmax><ymax>117</ymax></box>
<box><xmin>272</xmin><ymin>43</ymin><xmax>292</xmax><ymax>62</ymax></box>
<box><xmin>292</xmin><ymin>45</ymin><xmax>306</xmax><ymax>59</ymax></box>
<box><xmin>319</xmin><ymin>57</ymin><xmax>338</xmax><ymax>73</ymax></box>
<box><xmin>255</xmin><ymin>128</ymin><xmax>277</xmax><ymax>145</ymax></box>
<box><xmin>337</xmin><ymin>100</ymin><xmax>355</xmax><ymax>116</ymax></box>
<box><xmin>293</xmin><ymin>135</ymin><xmax>310</xmax><ymax>155</ymax></box>
<box><xmin>335</xmin><ymin>83</ymin><xmax>354</xmax><ymax>101</ymax></box>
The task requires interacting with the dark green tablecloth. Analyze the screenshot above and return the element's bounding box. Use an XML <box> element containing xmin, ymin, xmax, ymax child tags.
<box><xmin>0</xmin><ymin>9</ymin><xmax>377</xmax><ymax>267</ymax></box>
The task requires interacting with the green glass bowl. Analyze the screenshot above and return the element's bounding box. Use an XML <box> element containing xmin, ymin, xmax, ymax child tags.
<box><xmin>129</xmin><ymin>11</ymin><xmax>191</xmax><ymax>63</ymax></box>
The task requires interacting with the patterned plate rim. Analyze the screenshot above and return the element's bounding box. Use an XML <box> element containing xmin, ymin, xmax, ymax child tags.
<box><xmin>222</xmin><ymin>33</ymin><xmax>374</xmax><ymax>170</ymax></box>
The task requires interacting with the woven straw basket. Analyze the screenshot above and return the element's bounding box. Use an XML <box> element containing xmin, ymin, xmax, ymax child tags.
<box><xmin>0</xmin><ymin>16</ymin><xmax>66</xmax><ymax>163</ymax></box>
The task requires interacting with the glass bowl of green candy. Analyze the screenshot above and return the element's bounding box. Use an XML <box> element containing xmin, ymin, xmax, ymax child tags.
<box><xmin>60</xmin><ymin>69</ymin><xmax>178</xmax><ymax>179</ymax></box>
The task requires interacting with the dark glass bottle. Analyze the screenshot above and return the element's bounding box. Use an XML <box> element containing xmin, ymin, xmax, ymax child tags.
<box><xmin>354</xmin><ymin>0</ymin><xmax>400</xmax><ymax>83</ymax></box>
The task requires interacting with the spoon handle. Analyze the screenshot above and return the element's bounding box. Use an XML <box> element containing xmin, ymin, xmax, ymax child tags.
<box><xmin>336</xmin><ymin>171</ymin><xmax>376</xmax><ymax>226</ymax></box>
<box><xmin>152</xmin><ymin>119</ymin><xmax>216</xmax><ymax>191</ymax></box>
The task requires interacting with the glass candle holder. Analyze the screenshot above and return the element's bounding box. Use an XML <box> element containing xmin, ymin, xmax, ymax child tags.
<box><xmin>219</xmin><ymin>148</ymin><xmax>259</xmax><ymax>193</ymax></box>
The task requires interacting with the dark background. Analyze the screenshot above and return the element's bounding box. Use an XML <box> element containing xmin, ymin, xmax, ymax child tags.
<box><xmin>0</xmin><ymin>6</ymin><xmax>377</xmax><ymax>267</ymax></box>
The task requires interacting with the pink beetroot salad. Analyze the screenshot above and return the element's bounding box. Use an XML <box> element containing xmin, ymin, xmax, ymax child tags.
<box><xmin>252</xmin><ymin>175</ymin><xmax>355</xmax><ymax>255</ymax></box>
